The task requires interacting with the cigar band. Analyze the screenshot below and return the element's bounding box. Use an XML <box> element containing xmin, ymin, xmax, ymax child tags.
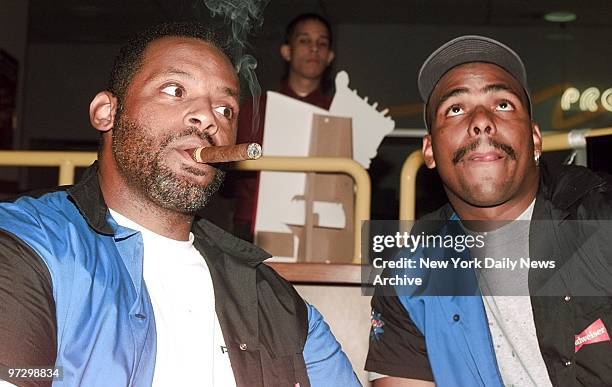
<box><xmin>192</xmin><ymin>147</ymin><xmax>203</xmax><ymax>163</ymax></box>
<box><xmin>247</xmin><ymin>143</ymin><xmax>262</xmax><ymax>160</ymax></box>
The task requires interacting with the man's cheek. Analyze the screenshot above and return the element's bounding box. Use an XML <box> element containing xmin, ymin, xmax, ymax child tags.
<box><xmin>217</xmin><ymin>127</ymin><xmax>236</xmax><ymax>146</ymax></box>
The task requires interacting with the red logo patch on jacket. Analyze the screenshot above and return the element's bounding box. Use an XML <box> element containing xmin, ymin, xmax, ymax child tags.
<box><xmin>574</xmin><ymin>318</ymin><xmax>610</xmax><ymax>352</ymax></box>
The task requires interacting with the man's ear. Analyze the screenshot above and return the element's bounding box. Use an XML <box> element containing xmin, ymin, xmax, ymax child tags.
<box><xmin>89</xmin><ymin>91</ymin><xmax>118</xmax><ymax>132</ymax></box>
<box><xmin>422</xmin><ymin>134</ymin><xmax>436</xmax><ymax>169</ymax></box>
<box><xmin>326</xmin><ymin>50</ymin><xmax>335</xmax><ymax>65</ymax></box>
<box><xmin>280</xmin><ymin>44</ymin><xmax>291</xmax><ymax>62</ymax></box>
<box><xmin>532</xmin><ymin>121</ymin><xmax>542</xmax><ymax>157</ymax></box>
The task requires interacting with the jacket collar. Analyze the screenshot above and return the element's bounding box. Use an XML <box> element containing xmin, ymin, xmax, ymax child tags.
<box><xmin>532</xmin><ymin>160</ymin><xmax>607</xmax><ymax>222</ymax></box>
<box><xmin>67</xmin><ymin>163</ymin><xmax>270</xmax><ymax>265</ymax></box>
<box><xmin>192</xmin><ymin>218</ymin><xmax>271</xmax><ymax>267</ymax></box>
<box><xmin>67</xmin><ymin>162</ymin><xmax>114</xmax><ymax>235</ymax></box>
<box><xmin>536</xmin><ymin>160</ymin><xmax>606</xmax><ymax>211</ymax></box>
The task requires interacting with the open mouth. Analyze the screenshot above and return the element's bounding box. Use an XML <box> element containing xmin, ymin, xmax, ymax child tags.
<box><xmin>176</xmin><ymin>147</ymin><xmax>208</xmax><ymax>167</ymax></box>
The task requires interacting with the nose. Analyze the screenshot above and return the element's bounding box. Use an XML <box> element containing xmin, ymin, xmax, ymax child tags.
<box><xmin>184</xmin><ymin>99</ymin><xmax>218</xmax><ymax>139</ymax></box>
<box><xmin>468</xmin><ymin>105</ymin><xmax>496</xmax><ymax>137</ymax></box>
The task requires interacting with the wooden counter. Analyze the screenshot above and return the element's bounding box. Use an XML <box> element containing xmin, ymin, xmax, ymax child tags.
<box><xmin>267</xmin><ymin>262</ymin><xmax>366</xmax><ymax>285</ymax></box>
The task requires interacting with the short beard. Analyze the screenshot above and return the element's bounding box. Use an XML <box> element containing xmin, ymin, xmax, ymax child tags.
<box><xmin>112</xmin><ymin>115</ymin><xmax>224</xmax><ymax>213</ymax></box>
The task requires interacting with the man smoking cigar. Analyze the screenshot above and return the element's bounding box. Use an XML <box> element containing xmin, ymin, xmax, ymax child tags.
<box><xmin>0</xmin><ymin>22</ymin><xmax>359</xmax><ymax>387</ymax></box>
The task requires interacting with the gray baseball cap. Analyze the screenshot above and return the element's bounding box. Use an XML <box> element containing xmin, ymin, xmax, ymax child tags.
<box><xmin>418</xmin><ymin>35</ymin><xmax>531</xmax><ymax>129</ymax></box>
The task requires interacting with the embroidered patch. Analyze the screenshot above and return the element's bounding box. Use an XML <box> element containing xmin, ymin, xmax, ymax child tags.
<box><xmin>575</xmin><ymin>318</ymin><xmax>610</xmax><ymax>352</ymax></box>
<box><xmin>370</xmin><ymin>310</ymin><xmax>385</xmax><ymax>341</ymax></box>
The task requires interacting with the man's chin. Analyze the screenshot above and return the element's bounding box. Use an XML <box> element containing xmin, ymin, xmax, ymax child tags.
<box><xmin>181</xmin><ymin>164</ymin><xmax>211</xmax><ymax>178</ymax></box>
<box><xmin>143</xmin><ymin>165</ymin><xmax>225</xmax><ymax>214</ymax></box>
<box><xmin>462</xmin><ymin>188</ymin><xmax>512</xmax><ymax>208</ymax></box>
<box><xmin>455</xmin><ymin>178</ymin><xmax>511</xmax><ymax>207</ymax></box>
<box><xmin>150</xmin><ymin>181</ymin><xmax>216</xmax><ymax>214</ymax></box>
<box><xmin>299</xmin><ymin>67</ymin><xmax>326</xmax><ymax>80</ymax></box>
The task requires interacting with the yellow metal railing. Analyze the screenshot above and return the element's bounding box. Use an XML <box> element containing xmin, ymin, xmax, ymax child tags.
<box><xmin>0</xmin><ymin>152</ymin><xmax>370</xmax><ymax>264</ymax></box>
<box><xmin>0</xmin><ymin>151</ymin><xmax>97</xmax><ymax>186</ymax></box>
<box><xmin>539</xmin><ymin>128</ymin><xmax>612</xmax><ymax>152</ymax></box>
<box><xmin>399</xmin><ymin>127</ymin><xmax>612</xmax><ymax>220</ymax></box>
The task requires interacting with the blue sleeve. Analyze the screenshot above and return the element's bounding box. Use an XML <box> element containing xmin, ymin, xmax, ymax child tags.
<box><xmin>303</xmin><ymin>303</ymin><xmax>361</xmax><ymax>386</ymax></box>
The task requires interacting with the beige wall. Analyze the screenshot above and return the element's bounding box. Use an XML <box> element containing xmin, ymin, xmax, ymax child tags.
<box><xmin>296</xmin><ymin>284</ymin><xmax>372</xmax><ymax>386</ymax></box>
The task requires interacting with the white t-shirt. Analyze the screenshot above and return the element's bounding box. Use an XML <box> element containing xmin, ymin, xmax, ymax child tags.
<box><xmin>476</xmin><ymin>201</ymin><xmax>553</xmax><ymax>387</ymax></box>
<box><xmin>110</xmin><ymin>209</ymin><xmax>236</xmax><ymax>387</ymax></box>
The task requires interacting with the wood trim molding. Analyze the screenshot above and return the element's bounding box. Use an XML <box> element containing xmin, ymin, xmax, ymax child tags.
<box><xmin>267</xmin><ymin>262</ymin><xmax>365</xmax><ymax>285</ymax></box>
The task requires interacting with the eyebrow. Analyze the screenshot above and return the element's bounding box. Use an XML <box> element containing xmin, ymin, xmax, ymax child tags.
<box><xmin>146</xmin><ymin>68</ymin><xmax>239</xmax><ymax>98</ymax></box>
<box><xmin>436</xmin><ymin>87</ymin><xmax>469</xmax><ymax>109</ymax></box>
<box><xmin>146</xmin><ymin>67</ymin><xmax>195</xmax><ymax>83</ymax></box>
<box><xmin>481</xmin><ymin>83</ymin><xmax>523</xmax><ymax>100</ymax></box>
<box><xmin>222</xmin><ymin>86</ymin><xmax>240</xmax><ymax>99</ymax></box>
<box><xmin>435</xmin><ymin>83</ymin><xmax>523</xmax><ymax>110</ymax></box>
<box><xmin>295</xmin><ymin>32</ymin><xmax>329</xmax><ymax>40</ymax></box>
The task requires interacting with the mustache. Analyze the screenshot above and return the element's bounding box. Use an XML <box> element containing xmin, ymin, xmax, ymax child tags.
<box><xmin>452</xmin><ymin>138</ymin><xmax>517</xmax><ymax>164</ymax></box>
<box><xmin>158</xmin><ymin>127</ymin><xmax>216</xmax><ymax>149</ymax></box>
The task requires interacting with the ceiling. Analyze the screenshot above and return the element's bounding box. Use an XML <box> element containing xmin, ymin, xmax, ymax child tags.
<box><xmin>28</xmin><ymin>0</ymin><xmax>612</xmax><ymax>44</ymax></box>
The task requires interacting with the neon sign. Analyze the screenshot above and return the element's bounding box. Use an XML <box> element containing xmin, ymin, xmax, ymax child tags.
<box><xmin>561</xmin><ymin>87</ymin><xmax>612</xmax><ymax>112</ymax></box>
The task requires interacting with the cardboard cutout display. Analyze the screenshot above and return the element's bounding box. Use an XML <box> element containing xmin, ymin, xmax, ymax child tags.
<box><xmin>255</xmin><ymin>71</ymin><xmax>395</xmax><ymax>262</ymax></box>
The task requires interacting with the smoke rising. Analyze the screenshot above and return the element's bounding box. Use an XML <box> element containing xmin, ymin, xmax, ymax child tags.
<box><xmin>203</xmin><ymin>0</ymin><xmax>270</xmax><ymax>134</ymax></box>
<box><xmin>235</xmin><ymin>55</ymin><xmax>261</xmax><ymax>132</ymax></box>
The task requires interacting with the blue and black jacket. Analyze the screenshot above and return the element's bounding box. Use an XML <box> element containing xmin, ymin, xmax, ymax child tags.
<box><xmin>0</xmin><ymin>164</ymin><xmax>359</xmax><ymax>387</ymax></box>
<box><xmin>366</xmin><ymin>162</ymin><xmax>612</xmax><ymax>386</ymax></box>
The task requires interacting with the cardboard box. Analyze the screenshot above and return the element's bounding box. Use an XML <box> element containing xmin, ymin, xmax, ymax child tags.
<box><xmin>256</xmin><ymin>114</ymin><xmax>354</xmax><ymax>263</ymax></box>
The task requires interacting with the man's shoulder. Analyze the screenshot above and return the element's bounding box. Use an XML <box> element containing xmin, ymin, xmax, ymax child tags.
<box><xmin>0</xmin><ymin>189</ymin><xmax>99</xmax><ymax>274</ymax></box>
<box><xmin>541</xmin><ymin>162</ymin><xmax>612</xmax><ymax>218</ymax></box>
<box><xmin>0</xmin><ymin>189</ymin><xmax>75</xmax><ymax>231</ymax></box>
<box><xmin>257</xmin><ymin>261</ymin><xmax>304</xmax><ymax>299</ymax></box>
<box><xmin>544</xmin><ymin>162</ymin><xmax>612</xmax><ymax>190</ymax></box>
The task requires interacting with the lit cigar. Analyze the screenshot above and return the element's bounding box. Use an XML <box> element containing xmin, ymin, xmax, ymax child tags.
<box><xmin>189</xmin><ymin>143</ymin><xmax>262</xmax><ymax>163</ymax></box>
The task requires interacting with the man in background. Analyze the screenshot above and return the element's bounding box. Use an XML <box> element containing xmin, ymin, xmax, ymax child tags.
<box><xmin>228</xmin><ymin>13</ymin><xmax>335</xmax><ymax>241</ymax></box>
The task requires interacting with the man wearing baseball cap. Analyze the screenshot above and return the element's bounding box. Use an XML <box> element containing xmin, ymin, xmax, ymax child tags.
<box><xmin>366</xmin><ymin>36</ymin><xmax>612</xmax><ymax>386</ymax></box>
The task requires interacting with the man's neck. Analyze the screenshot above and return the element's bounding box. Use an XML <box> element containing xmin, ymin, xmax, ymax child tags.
<box><xmin>448</xmin><ymin>167</ymin><xmax>540</xmax><ymax>221</ymax></box>
<box><xmin>449</xmin><ymin>179</ymin><xmax>539</xmax><ymax>222</ymax></box>
<box><xmin>450</xmin><ymin>191</ymin><xmax>537</xmax><ymax>222</ymax></box>
<box><xmin>287</xmin><ymin>73</ymin><xmax>321</xmax><ymax>97</ymax></box>
<box><xmin>98</xmin><ymin>158</ymin><xmax>193</xmax><ymax>241</ymax></box>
